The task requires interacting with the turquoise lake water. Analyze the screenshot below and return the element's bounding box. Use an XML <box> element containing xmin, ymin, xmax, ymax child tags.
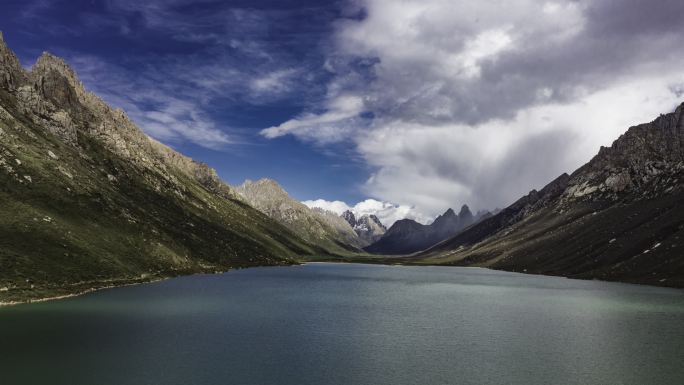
<box><xmin>1</xmin><ymin>263</ymin><xmax>683</xmax><ymax>385</ymax></box>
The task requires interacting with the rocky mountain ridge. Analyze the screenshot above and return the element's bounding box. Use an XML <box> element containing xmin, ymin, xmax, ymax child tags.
<box><xmin>235</xmin><ymin>179</ymin><xmax>364</xmax><ymax>253</ymax></box>
<box><xmin>417</xmin><ymin>103</ymin><xmax>684</xmax><ymax>287</ymax></box>
<box><xmin>365</xmin><ymin>205</ymin><xmax>487</xmax><ymax>255</ymax></box>
<box><xmin>1</xmin><ymin>35</ymin><xmax>228</xmax><ymax>198</ymax></box>
<box><xmin>0</xmin><ymin>33</ymin><xmax>322</xmax><ymax>303</ymax></box>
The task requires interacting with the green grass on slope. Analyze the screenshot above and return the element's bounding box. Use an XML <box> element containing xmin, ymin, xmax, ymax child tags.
<box><xmin>0</xmin><ymin>91</ymin><xmax>323</xmax><ymax>303</ymax></box>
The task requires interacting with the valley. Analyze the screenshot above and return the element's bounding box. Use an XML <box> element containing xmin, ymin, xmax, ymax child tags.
<box><xmin>1</xmin><ymin>31</ymin><xmax>684</xmax><ymax>307</ymax></box>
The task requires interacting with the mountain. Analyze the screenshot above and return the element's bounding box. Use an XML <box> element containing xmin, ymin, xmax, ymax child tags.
<box><xmin>417</xmin><ymin>103</ymin><xmax>684</xmax><ymax>288</ymax></box>
<box><xmin>365</xmin><ymin>205</ymin><xmax>484</xmax><ymax>255</ymax></box>
<box><xmin>0</xmin><ymin>33</ymin><xmax>322</xmax><ymax>303</ymax></box>
<box><xmin>341</xmin><ymin>210</ymin><xmax>386</xmax><ymax>246</ymax></box>
<box><xmin>235</xmin><ymin>179</ymin><xmax>363</xmax><ymax>254</ymax></box>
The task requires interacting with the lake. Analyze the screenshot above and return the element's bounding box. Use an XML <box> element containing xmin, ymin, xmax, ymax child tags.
<box><xmin>1</xmin><ymin>263</ymin><xmax>683</xmax><ymax>385</ymax></box>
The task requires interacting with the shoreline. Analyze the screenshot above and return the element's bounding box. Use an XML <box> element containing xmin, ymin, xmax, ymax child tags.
<box><xmin>0</xmin><ymin>284</ymin><xmax>133</xmax><ymax>307</ymax></box>
<box><xmin>303</xmin><ymin>258</ymin><xmax>684</xmax><ymax>290</ymax></box>
<box><xmin>2</xmin><ymin>260</ymin><xmax>680</xmax><ymax>308</ymax></box>
<box><xmin>0</xmin><ymin>261</ymin><xmax>300</xmax><ymax>308</ymax></box>
<box><xmin>0</xmin><ymin>277</ymin><xmax>167</xmax><ymax>308</ymax></box>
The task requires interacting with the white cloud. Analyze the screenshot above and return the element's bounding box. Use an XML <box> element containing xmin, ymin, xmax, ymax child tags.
<box><xmin>66</xmin><ymin>55</ymin><xmax>233</xmax><ymax>150</ymax></box>
<box><xmin>302</xmin><ymin>199</ymin><xmax>351</xmax><ymax>215</ymax></box>
<box><xmin>358</xmin><ymin>73</ymin><xmax>684</xmax><ymax>215</ymax></box>
<box><xmin>303</xmin><ymin>198</ymin><xmax>431</xmax><ymax>227</ymax></box>
<box><xmin>444</xmin><ymin>28</ymin><xmax>513</xmax><ymax>79</ymax></box>
<box><xmin>261</xmin><ymin>95</ymin><xmax>366</xmax><ymax>143</ymax></box>
<box><xmin>353</xmin><ymin>199</ymin><xmax>432</xmax><ymax>226</ymax></box>
<box><xmin>264</xmin><ymin>0</ymin><xmax>684</xmax><ymax>217</ymax></box>
<box><xmin>249</xmin><ymin>69</ymin><xmax>298</xmax><ymax>99</ymax></box>
<box><xmin>140</xmin><ymin>98</ymin><xmax>232</xmax><ymax>149</ymax></box>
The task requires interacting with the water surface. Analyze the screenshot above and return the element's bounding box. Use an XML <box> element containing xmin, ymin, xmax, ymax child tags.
<box><xmin>1</xmin><ymin>263</ymin><xmax>683</xmax><ymax>385</ymax></box>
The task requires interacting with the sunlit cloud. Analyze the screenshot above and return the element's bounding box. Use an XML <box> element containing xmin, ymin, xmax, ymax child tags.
<box><xmin>265</xmin><ymin>0</ymin><xmax>684</xmax><ymax>216</ymax></box>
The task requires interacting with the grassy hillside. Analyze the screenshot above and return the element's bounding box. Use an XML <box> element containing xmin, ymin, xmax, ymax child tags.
<box><xmin>0</xmin><ymin>42</ymin><xmax>329</xmax><ymax>303</ymax></box>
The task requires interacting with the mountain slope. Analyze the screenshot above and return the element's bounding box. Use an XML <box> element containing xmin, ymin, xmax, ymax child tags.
<box><xmin>235</xmin><ymin>179</ymin><xmax>363</xmax><ymax>254</ymax></box>
<box><xmin>0</xmin><ymin>33</ymin><xmax>319</xmax><ymax>303</ymax></box>
<box><xmin>365</xmin><ymin>205</ymin><xmax>482</xmax><ymax>255</ymax></box>
<box><xmin>417</xmin><ymin>103</ymin><xmax>684</xmax><ymax>288</ymax></box>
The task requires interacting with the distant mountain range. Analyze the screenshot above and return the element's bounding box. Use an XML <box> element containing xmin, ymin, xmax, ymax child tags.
<box><xmin>413</xmin><ymin>102</ymin><xmax>684</xmax><ymax>288</ymax></box>
<box><xmin>235</xmin><ymin>179</ymin><xmax>364</xmax><ymax>253</ymax></box>
<box><xmin>341</xmin><ymin>210</ymin><xmax>386</xmax><ymax>245</ymax></box>
<box><xmin>364</xmin><ymin>205</ymin><xmax>491</xmax><ymax>255</ymax></box>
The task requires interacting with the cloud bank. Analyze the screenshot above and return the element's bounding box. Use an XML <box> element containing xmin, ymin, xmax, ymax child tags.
<box><xmin>264</xmin><ymin>0</ymin><xmax>684</xmax><ymax>217</ymax></box>
<box><xmin>14</xmin><ymin>0</ymin><xmax>684</xmax><ymax>220</ymax></box>
<box><xmin>303</xmin><ymin>198</ymin><xmax>431</xmax><ymax>227</ymax></box>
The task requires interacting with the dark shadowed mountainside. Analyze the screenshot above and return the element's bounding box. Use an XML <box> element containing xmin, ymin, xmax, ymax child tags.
<box><xmin>416</xmin><ymin>103</ymin><xmax>684</xmax><ymax>288</ymax></box>
<box><xmin>365</xmin><ymin>205</ymin><xmax>485</xmax><ymax>255</ymax></box>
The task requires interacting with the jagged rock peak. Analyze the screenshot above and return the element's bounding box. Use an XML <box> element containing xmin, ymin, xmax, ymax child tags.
<box><xmin>433</xmin><ymin>207</ymin><xmax>459</xmax><ymax>223</ymax></box>
<box><xmin>252</xmin><ymin>178</ymin><xmax>280</xmax><ymax>187</ymax></box>
<box><xmin>238</xmin><ymin>178</ymin><xmax>291</xmax><ymax>198</ymax></box>
<box><xmin>35</xmin><ymin>51</ymin><xmax>72</xmax><ymax>71</ymax></box>
<box><xmin>192</xmin><ymin>162</ymin><xmax>224</xmax><ymax>190</ymax></box>
<box><xmin>0</xmin><ymin>31</ymin><xmax>26</xmax><ymax>90</ymax></box>
<box><xmin>342</xmin><ymin>210</ymin><xmax>356</xmax><ymax>226</ymax></box>
<box><xmin>558</xmin><ymin>103</ymin><xmax>684</xmax><ymax>203</ymax></box>
<box><xmin>32</xmin><ymin>51</ymin><xmax>84</xmax><ymax>92</ymax></box>
<box><xmin>458</xmin><ymin>204</ymin><xmax>471</xmax><ymax>217</ymax></box>
<box><xmin>260</xmin><ymin>178</ymin><xmax>289</xmax><ymax>192</ymax></box>
<box><xmin>0</xmin><ymin>31</ymin><xmax>7</xmax><ymax>50</ymax></box>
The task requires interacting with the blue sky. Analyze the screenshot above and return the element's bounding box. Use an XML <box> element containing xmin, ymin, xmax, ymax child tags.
<box><xmin>0</xmin><ymin>0</ymin><xmax>370</xmax><ymax>203</ymax></box>
<box><xmin>2</xmin><ymin>0</ymin><xmax>684</xmax><ymax>224</ymax></box>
